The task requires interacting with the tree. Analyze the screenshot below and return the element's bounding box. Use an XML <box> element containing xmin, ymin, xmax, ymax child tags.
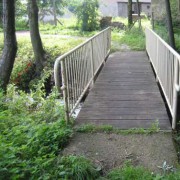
<box><xmin>136</xmin><ymin>0</ymin><xmax>142</xmax><ymax>30</ymax></box>
<box><xmin>73</xmin><ymin>0</ymin><xmax>99</xmax><ymax>31</ymax></box>
<box><xmin>165</xmin><ymin>0</ymin><xmax>176</xmax><ymax>49</ymax></box>
<box><xmin>27</xmin><ymin>0</ymin><xmax>46</xmax><ymax>76</ymax></box>
<box><xmin>128</xmin><ymin>0</ymin><xmax>132</xmax><ymax>29</ymax></box>
<box><xmin>0</xmin><ymin>0</ymin><xmax>17</xmax><ymax>90</ymax></box>
<box><xmin>0</xmin><ymin>0</ymin><xmax>2</xmax><ymax>27</ymax></box>
<box><xmin>38</xmin><ymin>0</ymin><xmax>67</xmax><ymax>26</ymax></box>
<box><xmin>16</xmin><ymin>0</ymin><xmax>27</xmax><ymax>20</ymax></box>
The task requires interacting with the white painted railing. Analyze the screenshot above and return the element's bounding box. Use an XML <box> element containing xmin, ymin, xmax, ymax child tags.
<box><xmin>54</xmin><ymin>27</ymin><xmax>111</xmax><ymax>122</ymax></box>
<box><xmin>146</xmin><ymin>28</ymin><xmax>180</xmax><ymax>129</ymax></box>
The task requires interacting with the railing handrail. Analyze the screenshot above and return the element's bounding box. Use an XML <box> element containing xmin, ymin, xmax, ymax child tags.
<box><xmin>147</xmin><ymin>28</ymin><xmax>180</xmax><ymax>61</ymax></box>
<box><xmin>146</xmin><ymin>27</ymin><xmax>180</xmax><ymax>129</ymax></box>
<box><xmin>54</xmin><ymin>27</ymin><xmax>111</xmax><ymax>122</ymax></box>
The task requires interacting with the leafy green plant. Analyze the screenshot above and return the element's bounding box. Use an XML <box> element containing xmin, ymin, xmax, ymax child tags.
<box><xmin>74</xmin><ymin>0</ymin><xmax>100</xmax><ymax>31</ymax></box>
<box><xmin>59</xmin><ymin>155</ymin><xmax>100</xmax><ymax>179</ymax></box>
<box><xmin>0</xmin><ymin>80</ymin><xmax>73</xmax><ymax>179</ymax></box>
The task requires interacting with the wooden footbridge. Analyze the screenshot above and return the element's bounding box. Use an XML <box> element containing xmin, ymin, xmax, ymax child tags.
<box><xmin>54</xmin><ymin>27</ymin><xmax>180</xmax><ymax>130</ymax></box>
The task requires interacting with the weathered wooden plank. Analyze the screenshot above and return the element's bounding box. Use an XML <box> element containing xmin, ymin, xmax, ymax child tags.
<box><xmin>93</xmin><ymin>85</ymin><xmax>158</xmax><ymax>91</ymax></box>
<box><xmin>84</xmin><ymin>100</ymin><xmax>165</xmax><ymax>108</ymax></box>
<box><xmin>91</xmin><ymin>89</ymin><xmax>159</xmax><ymax>94</ymax></box>
<box><xmin>87</xmin><ymin>94</ymin><xmax>164</xmax><ymax>101</ymax></box>
<box><xmin>94</xmin><ymin>81</ymin><xmax>157</xmax><ymax>86</ymax></box>
<box><xmin>78</xmin><ymin>109</ymin><xmax>168</xmax><ymax>118</ymax></box>
<box><xmin>97</xmin><ymin>74</ymin><xmax>156</xmax><ymax>80</ymax></box>
<box><xmin>102</xmin><ymin>67</ymin><xmax>153</xmax><ymax>73</ymax></box>
<box><xmin>76</xmin><ymin>51</ymin><xmax>171</xmax><ymax>130</ymax></box>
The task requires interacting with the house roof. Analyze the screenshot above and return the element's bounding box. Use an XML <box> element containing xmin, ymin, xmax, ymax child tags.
<box><xmin>118</xmin><ymin>0</ymin><xmax>151</xmax><ymax>3</ymax></box>
<box><xmin>99</xmin><ymin>0</ymin><xmax>151</xmax><ymax>4</ymax></box>
<box><xmin>99</xmin><ymin>0</ymin><xmax>119</xmax><ymax>3</ymax></box>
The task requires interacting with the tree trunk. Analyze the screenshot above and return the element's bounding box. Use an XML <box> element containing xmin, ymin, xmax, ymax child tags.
<box><xmin>136</xmin><ymin>0</ymin><xmax>142</xmax><ymax>30</ymax></box>
<box><xmin>27</xmin><ymin>0</ymin><xmax>46</xmax><ymax>76</ymax></box>
<box><xmin>53</xmin><ymin>0</ymin><xmax>57</xmax><ymax>26</ymax></box>
<box><xmin>0</xmin><ymin>0</ymin><xmax>17</xmax><ymax>90</ymax></box>
<box><xmin>165</xmin><ymin>0</ymin><xmax>176</xmax><ymax>49</ymax></box>
<box><xmin>0</xmin><ymin>0</ymin><xmax>2</xmax><ymax>27</ymax></box>
<box><xmin>128</xmin><ymin>0</ymin><xmax>133</xmax><ymax>28</ymax></box>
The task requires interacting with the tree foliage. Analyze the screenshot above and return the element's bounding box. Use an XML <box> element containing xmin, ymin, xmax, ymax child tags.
<box><xmin>16</xmin><ymin>0</ymin><xmax>27</xmax><ymax>19</ymax></box>
<box><xmin>38</xmin><ymin>0</ymin><xmax>67</xmax><ymax>25</ymax></box>
<box><xmin>38</xmin><ymin>0</ymin><xmax>67</xmax><ymax>15</ymax></box>
<box><xmin>170</xmin><ymin>0</ymin><xmax>180</xmax><ymax>27</ymax></box>
<box><xmin>71</xmin><ymin>0</ymin><xmax>99</xmax><ymax>31</ymax></box>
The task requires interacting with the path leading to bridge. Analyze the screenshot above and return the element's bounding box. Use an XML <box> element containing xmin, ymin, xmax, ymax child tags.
<box><xmin>76</xmin><ymin>51</ymin><xmax>171</xmax><ymax>130</ymax></box>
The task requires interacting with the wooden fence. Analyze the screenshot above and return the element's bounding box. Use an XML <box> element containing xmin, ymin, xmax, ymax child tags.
<box><xmin>54</xmin><ymin>27</ymin><xmax>111</xmax><ymax>122</ymax></box>
<box><xmin>146</xmin><ymin>28</ymin><xmax>180</xmax><ymax>129</ymax></box>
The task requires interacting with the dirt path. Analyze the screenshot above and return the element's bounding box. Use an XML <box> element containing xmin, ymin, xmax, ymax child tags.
<box><xmin>63</xmin><ymin>132</ymin><xmax>177</xmax><ymax>175</ymax></box>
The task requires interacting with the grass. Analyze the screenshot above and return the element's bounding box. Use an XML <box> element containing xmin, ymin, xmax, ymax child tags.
<box><xmin>106</xmin><ymin>164</ymin><xmax>180</xmax><ymax>180</ymax></box>
<box><xmin>39</xmin><ymin>18</ymin><xmax>98</xmax><ymax>37</ymax></box>
<box><xmin>0</xmin><ymin>31</ymin><xmax>85</xmax><ymax>89</ymax></box>
<box><xmin>75</xmin><ymin>120</ymin><xmax>160</xmax><ymax>134</ymax></box>
<box><xmin>111</xmin><ymin>18</ymin><xmax>151</xmax><ymax>52</ymax></box>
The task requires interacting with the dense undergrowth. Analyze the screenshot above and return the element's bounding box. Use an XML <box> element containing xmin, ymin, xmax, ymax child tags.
<box><xmin>0</xmin><ymin>81</ymin><xmax>101</xmax><ymax>179</ymax></box>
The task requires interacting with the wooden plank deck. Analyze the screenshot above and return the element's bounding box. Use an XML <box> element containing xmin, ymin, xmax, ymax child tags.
<box><xmin>76</xmin><ymin>51</ymin><xmax>171</xmax><ymax>130</ymax></box>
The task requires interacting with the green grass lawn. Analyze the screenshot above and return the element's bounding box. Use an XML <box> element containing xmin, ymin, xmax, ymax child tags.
<box><xmin>111</xmin><ymin>18</ymin><xmax>151</xmax><ymax>52</ymax></box>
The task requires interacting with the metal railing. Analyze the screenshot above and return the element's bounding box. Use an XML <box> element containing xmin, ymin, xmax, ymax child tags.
<box><xmin>54</xmin><ymin>27</ymin><xmax>111</xmax><ymax>122</ymax></box>
<box><xmin>146</xmin><ymin>28</ymin><xmax>180</xmax><ymax>129</ymax></box>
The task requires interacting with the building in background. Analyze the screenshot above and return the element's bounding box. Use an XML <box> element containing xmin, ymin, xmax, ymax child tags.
<box><xmin>99</xmin><ymin>0</ymin><xmax>119</xmax><ymax>17</ymax></box>
<box><xmin>99</xmin><ymin>0</ymin><xmax>151</xmax><ymax>17</ymax></box>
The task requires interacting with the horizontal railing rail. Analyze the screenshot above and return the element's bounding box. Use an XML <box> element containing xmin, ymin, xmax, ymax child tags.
<box><xmin>146</xmin><ymin>28</ymin><xmax>180</xmax><ymax>129</ymax></box>
<box><xmin>54</xmin><ymin>27</ymin><xmax>111</xmax><ymax>122</ymax></box>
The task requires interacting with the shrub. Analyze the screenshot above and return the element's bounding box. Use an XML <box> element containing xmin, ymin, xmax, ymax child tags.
<box><xmin>0</xmin><ymin>81</ymin><xmax>73</xmax><ymax>179</ymax></box>
<box><xmin>74</xmin><ymin>0</ymin><xmax>100</xmax><ymax>31</ymax></box>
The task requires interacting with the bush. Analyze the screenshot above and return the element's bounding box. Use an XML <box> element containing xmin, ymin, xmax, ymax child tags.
<box><xmin>75</xmin><ymin>0</ymin><xmax>100</xmax><ymax>31</ymax></box>
<box><xmin>0</xmin><ymin>81</ymin><xmax>73</xmax><ymax>179</ymax></box>
<box><xmin>16</xmin><ymin>19</ymin><xmax>29</xmax><ymax>31</ymax></box>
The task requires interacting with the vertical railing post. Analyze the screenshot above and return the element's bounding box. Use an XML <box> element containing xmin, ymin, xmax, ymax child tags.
<box><xmin>90</xmin><ymin>39</ymin><xmax>95</xmax><ymax>86</ymax></box>
<box><xmin>60</xmin><ymin>60</ymin><xmax>70</xmax><ymax>124</ymax></box>
<box><xmin>172</xmin><ymin>58</ymin><xmax>179</xmax><ymax>129</ymax></box>
<box><xmin>155</xmin><ymin>37</ymin><xmax>159</xmax><ymax>82</ymax></box>
<box><xmin>102</xmin><ymin>31</ymin><xmax>106</xmax><ymax>65</ymax></box>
